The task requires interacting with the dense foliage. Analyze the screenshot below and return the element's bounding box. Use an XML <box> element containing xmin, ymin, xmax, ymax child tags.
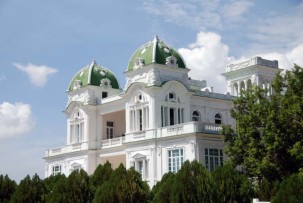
<box><xmin>0</xmin><ymin>174</ymin><xmax>17</xmax><ymax>203</ymax></box>
<box><xmin>10</xmin><ymin>174</ymin><xmax>46</xmax><ymax>203</ymax></box>
<box><xmin>1</xmin><ymin>159</ymin><xmax>303</xmax><ymax>202</ymax></box>
<box><xmin>212</xmin><ymin>164</ymin><xmax>254</xmax><ymax>203</ymax></box>
<box><xmin>272</xmin><ymin>172</ymin><xmax>303</xmax><ymax>203</ymax></box>
<box><xmin>223</xmin><ymin>64</ymin><xmax>303</xmax><ymax>181</ymax></box>
<box><xmin>93</xmin><ymin>164</ymin><xmax>150</xmax><ymax>203</ymax></box>
<box><xmin>151</xmin><ymin>160</ymin><xmax>255</xmax><ymax>203</ymax></box>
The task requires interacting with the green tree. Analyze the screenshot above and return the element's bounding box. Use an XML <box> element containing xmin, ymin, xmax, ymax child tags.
<box><xmin>223</xmin><ymin>64</ymin><xmax>303</xmax><ymax>181</ymax></box>
<box><xmin>212</xmin><ymin>164</ymin><xmax>254</xmax><ymax>203</ymax></box>
<box><xmin>171</xmin><ymin>160</ymin><xmax>216</xmax><ymax>203</ymax></box>
<box><xmin>151</xmin><ymin>172</ymin><xmax>175</xmax><ymax>203</ymax></box>
<box><xmin>272</xmin><ymin>172</ymin><xmax>303</xmax><ymax>203</ymax></box>
<box><xmin>47</xmin><ymin>170</ymin><xmax>91</xmax><ymax>203</ymax></box>
<box><xmin>0</xmin><ymin>174</ymin><xmax>17</xmax><ymax>203</ymax></box>
<box><xmin>93</xmin><ymin>164</ymin><xmax>149</xmax><ymax>203</ymax></box>
<box><xmin>44</xmin><ymin>174</ymin><xmax>67</xmax><ymax>202</ymax></box>
<box><xmin>90</xmin><ymin>161</ymin><xmax>113</xmax><ymax>196</ymax></box>
<box><xmin>46</xmin><ymin>176</ymin><xmax>68</xmax><ymax>203</ymax></box>
<box><xmin>255</xmin><ymin>178</ymin><xmax>280</xmax><ymax>201</ymax></box>
<box><xmin>10</xmin><ymin>174</ymin><xmax>46</xmax><ymax>203</ymax></box>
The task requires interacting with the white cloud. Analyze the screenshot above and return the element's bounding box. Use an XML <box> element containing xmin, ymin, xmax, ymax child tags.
<box><xmin>178</xmin><ymin>32</ymin><xmax>233</xmax><ymax>93</ymax></box>
<box><xmin>141</xmin><ymin>0</ymin><xmax>254</xmax><ymax>31</ymax></box>
<box><xmin>14</xmin><ymin>63</ymin><xmax>58</xmax><ymax>87</ymax></box>
<box><xmin>287</xmin><ymin>43</ymin><xmax>303</xmax><ymax>67</ymax></box>
<box><xmin>248</xmin><ymin>5</ymin><xmax>303</xmax><ymax>53</ymax></box>
<box><xmin>142</xmin><ymin>1</ymin><xmax>302</xmax><ymax>58</ymax></box>
<box><xmin>178</xmin><ymin>32</ymin><xmax>303</xmax><ymax>94</ymax></box>
<box><xmin>222</xmin><ymin>0</ymin><xmax>254</xmax><ymax>19</ymax></box>
<box><xmin>237</xmin><ymin>42</ymin><xmax>303</xmax><ymax>71</ymax></box>
<box><xmin>0</xmin><ymin>102</ymin><xmax>35</xmax><ymax>139</ymax></box>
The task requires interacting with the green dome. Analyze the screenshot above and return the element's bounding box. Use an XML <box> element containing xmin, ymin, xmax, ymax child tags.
<box><xmin>68</xmin><ymin>61</ymin><xmax>120</xmax><ymax>91</ymax></box>
<box><xmin>127</xmin><ymin>36</ymin><xmax>187</xmax><ymax>71</ymax></box>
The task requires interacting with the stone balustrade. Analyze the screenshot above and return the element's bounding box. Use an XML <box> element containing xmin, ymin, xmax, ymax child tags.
<box><xmin>45</xmin><ymin>122</ymin><xmax>223</xmax><ymax>157</ymax></box>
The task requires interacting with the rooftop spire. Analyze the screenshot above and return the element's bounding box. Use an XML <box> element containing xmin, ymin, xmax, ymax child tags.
<box><xmin>153</xmin><ymin>34</ymin><xmax>159</xmax><ymax>42</ymax></box>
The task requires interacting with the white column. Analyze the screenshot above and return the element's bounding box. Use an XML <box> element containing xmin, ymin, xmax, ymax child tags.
<box><xmin>146</xmin><ymin>107</ymin><xmax>149</xmax><ymax>129</ymax></box>
<box><xmin>126</xmin><ymin>109</ymin><xmax>130</xmax><ymax>133</ymax></box>
<box><xmin>132</xmin><ymin>110</ymin><xmax>135</xmax><ymax>132</ymax></box>
<box><xmin>73</xmin><ymin>124</ymin><xmax>76</xmax><ymax>143</ymax></box>
<box><xmin>135</xmin><ymin>109</ymin><xmax>138</xmax><ymax>131</ymax></box>
<box><xmin>99</xmin><ymin>115</ymin><xmax>103</xmax><ymax>141</ymax></box>
<box><xmin>143</xmin><ymin>108</ymin><xmax>146</xmax><ymax>130</ymax></box>
<box><xmin>167</xmin><ymin>107</ymin><xmax>170</xmax><ymax>126</ymax></box>
<box><xmin>143</xmin><ymin>160</ymin><xmax>146</xmax><ymax>180</ymax></box>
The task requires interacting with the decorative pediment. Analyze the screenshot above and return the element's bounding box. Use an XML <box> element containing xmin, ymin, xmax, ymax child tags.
<box><xmin>132</xmin><ymin>153</ymin><xmax>146</xmax><ymax>159</ymax></box>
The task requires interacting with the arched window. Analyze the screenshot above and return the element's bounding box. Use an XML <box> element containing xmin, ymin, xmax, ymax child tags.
<box><xmin>161</xmin><ymin>92</ymin><xmax>184</xmax><ymax>127</ymax></box>
<box><xmin>70</xmin><ymin>110</ymin><xmax>84</xmax><ymax>144</ymax></box>
<box><xmin>215</xmin><ymin>113</ymin><xmax>222</xmax><ymax>124</ymax></box>
<box><xmin>129</xmin><ymin>93</ymin><xmax>149</xmax><ymax>132</ymax></box>
<box><xmin>192</xmin><ymin>111</ymin><xmax>200</xmax><ymax>121</ymax></box>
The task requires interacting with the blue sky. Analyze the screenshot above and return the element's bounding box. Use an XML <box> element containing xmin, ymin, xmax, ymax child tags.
<box><xmin>0</xmin><ymin>0</ymin><xmax>302</xmax><ymax>182</ymax></box>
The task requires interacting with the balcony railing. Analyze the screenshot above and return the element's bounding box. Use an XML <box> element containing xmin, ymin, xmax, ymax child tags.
<box><xmin>45</xmin><ymin>122</ymin><xmax>222</xmax><ymax>157</ymax></box>
<box><xmin>100</xmin><ymin>137</ymin><xmax>124</xmax><ymax>148</ymax></box>
<box><xmin>45</xmin><ymin>141</ymin><xmax>89</xmax><ymax>157</ymax></box>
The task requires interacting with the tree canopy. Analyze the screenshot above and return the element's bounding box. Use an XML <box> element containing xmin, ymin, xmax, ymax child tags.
<box><xmin>93</xmin><ymin>164</ymin><xmax>150</xmax><ymax>203</ymax></box>
<box><xmin>223</xmin><ymin>64</ymin><xmax>303</xmax><ymax>181</ymax></box>
<box><xmin>10</xmin><ymin>174</ymin><xmax>46</xmax><ymax>203</ymax></box>
<box><xmin>0</xmin><ymin>174</ymin><xmax>17</xmax><ymax>203</ymax></box>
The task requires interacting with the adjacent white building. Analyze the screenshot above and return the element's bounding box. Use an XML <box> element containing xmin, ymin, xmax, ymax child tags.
<box><xmin>44</xmin><ymin>36</ymin><xmax>280</xmax><ymax>187</ymax></box>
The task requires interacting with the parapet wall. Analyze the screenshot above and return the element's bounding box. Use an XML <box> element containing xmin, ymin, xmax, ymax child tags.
<box><xmin>226</xmin><ymin>56</ymin><xmax>278</xmax><ymax>72</ymax></box>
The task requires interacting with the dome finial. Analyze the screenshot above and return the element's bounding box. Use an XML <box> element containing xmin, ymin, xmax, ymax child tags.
<box><xmin>154</xmin><ymin>34</ymin><xmax>159</xmax><ymax>42</ymax></box>
<box><xmin>90</xmin><ymin>59</ymin><xmax>96</xmax><ymax>69</ymax></box>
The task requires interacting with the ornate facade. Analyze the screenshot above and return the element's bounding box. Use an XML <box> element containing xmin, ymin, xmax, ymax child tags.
<box><xmin>44</xmin><ymin>36</ymin><xmax>280</xmax><ymax>187</ymax></box>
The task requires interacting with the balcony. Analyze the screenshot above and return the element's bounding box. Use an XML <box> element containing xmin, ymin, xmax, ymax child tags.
<box><xmin>45</xmin><ymin>141</ymin><xmax>89</xmax><ymax>157</ymax></box>
<box><xmin>45</xmin><ymin>122</ymin><xmax>222</xmax><ymax>157</ymax></box>
<box><xmin>159</xmin><ymin>122</ymin><xmax>222</xmax><ymax>137</ymax></box>
<box><xmin>100</xmin><ymin>137</ymin><xmax>124</xmax><ymax>148</ymax></box>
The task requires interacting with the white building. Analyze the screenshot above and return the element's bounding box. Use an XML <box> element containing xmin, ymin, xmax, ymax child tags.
<box><xmin>44</xmin><ymin>36</ymin><xmax>280</xmax><ymax>187</ymax></box>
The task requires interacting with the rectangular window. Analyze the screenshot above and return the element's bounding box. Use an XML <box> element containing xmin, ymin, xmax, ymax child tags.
<box><xmin>169</xmin><ymin>108</ymin><xmax>175</xmax><ymax>126</ymax></box>
<box><xmin>137</xmin><ymin>160</ymin><xmax>143</xmax><ymax>176</ymax></box>
<box><xmin>205</xmin><ymin>148</ymin><xmax>223</xmax><ymax>171</ymax></box>
<box><xmin>168</xmin><ymin>149</ymin><xmax>184</xmax><ymax>173</ymax></box>
<box><xmin>77</xmin><ymin>124</ymin><xmax>81</xmax><ymax>142</ymax></box>
<box><xmin>106</xmin><ymin>121</ymin><xmax>114</xmax><ymax>139</ymax></box>
<box><xmin>52</xmin><ymin>165</ymin><xmax>61</xmax><ymax>176</ymax></box>
<box><xmin>102</xmin><ymin>92</ymin><xmax>108</xmax><ymax>98</ymax></box>
<box><xmin>139</xmin><ymin>109</ymin><xmax>143</xmax><ymax>131</ymax></box>
<box><xmin>178</xmin><ymin>108</ymin><xmax>181</xmax><ymax>124</ymax></box>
